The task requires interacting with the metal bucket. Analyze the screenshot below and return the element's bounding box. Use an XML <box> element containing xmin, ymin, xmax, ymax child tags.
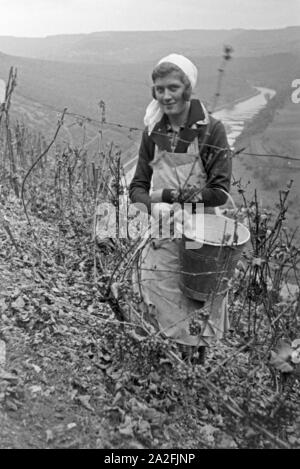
<box><xmin>178</xmin><ymin>214</ymin><xmax>250</xmax><ymax>301</ymax></box>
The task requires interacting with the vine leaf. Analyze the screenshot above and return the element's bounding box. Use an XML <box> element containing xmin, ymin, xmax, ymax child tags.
<box><xmin>291</xmin><ymin>350</ymin><xmax>300</xmax><ymax>365</ymax></box>
<box><xmin>270</xmin><ymin>351</ymin><xmax>293</xmax><ymax>373</ymax></box>
<box><xmin>291</xmin><ymin>338</ymin><xmax>300</xmax><ymax>349</ymax></box>
<box><xmin>270</xmin><ymin>341</ymin><xmax>294</xmax><ymax>373</ymax></box>
<box><xmin>277</xmin><ymin>341</ymin><xmax>293</xmax><ymax>360</ymax></box>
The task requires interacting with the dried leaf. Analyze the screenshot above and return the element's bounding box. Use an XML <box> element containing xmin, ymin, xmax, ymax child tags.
<box><xmin>31</xmin><ymin>363</ymin><xmax>42</xmax><ymax>373</ymax></box>
<box><xmin>97</xmin><ymin>362</ymin><xmax>110</xmax><ymax>370</ymax></box>
<box><xmin>288</xmin><ymin>435</ymin><xmax>298</xmax><ymax>445</ymax></box>
<box><xmin>77</xmin><ymin>395</ymin><xmax>94</xmax><ymax>412</ymax></box>
<box><xmin>136</xmin><ymin>419</ymin><xmax>152</xmax><ymax>439</ymax></box>
<box><xmin>29</xmin><ymin>385</ymin><xmax>43</xmax><ymax>394</ymax></box>
<box><xmin>291</xmin><ymin>350</ymin><xmax>300</xmax><ymax>364</ymax></box>
<box><xmin>5</xmin><ymin>399</ymin><xmax>18</xmax><ymax>411</ymax></box>
<box><xmin>87</xmin><ymin>304</ymin><xmax>94</xmax><ymax>314</ymax></box>
<box><xmin>199</xmin><ymin>424</ymin><xmax>217</xmax><ymax>444</ymax></box>
<box><xmin>46</xmin><ymin>429</ymin><xmax>54</xmax><ymax>443</ymax></box>
<box><xmin>217</xmin><ymin>432</ymin><xmax>238</xmax><ymax>449</ymax></box>
<box><xmin>245</xmin><ymin>427</ymin><xmax>257</xmax><ymax>438</ymax></box>
<box><xmin>0</xmin><ymin>370</ymin><xmax>18</xmax><ymax>382</ymax></box>
<box><xmin>67</xmin><ymin>423</ymin><xmax>77</xmax><ymax>431</ymax></box>
<box><xmin>292</xmin><ymin>339</ymin><xmax>300</xmax><ymax>349</ymax></box>
<box><xmin>53</xmin><ymin>324</ymin><xmax>69</xmax><ymax>335</ymax></box>
<box><xmin>111</xmin><ymin>282</ymin><xmax>119</xmax><ymax>300</ymax></box>
<box><xmin>112</xmin><ymin>391</ymin><xmax>123</xmax><ymax>406</ymax></box>
<box><xmin>0</xmin><ymin>298</ymin><xmax>8</xmax><ymax>313</ymax></box>
<box><xmin>119</xmin><ymin>415</ymin><xmax>134</xmax><ymax>437</ymax></box>
<box><xmin>106</xmin><ymin>367</ymin><xmax>123</xmax><ymax>380</ymax></box>
<box><xmin>52</xmin><ymin>424</ymin><xmax>65</xmax><ymax>434</ymax></box>
<box><xmin>11</xmin><ymin>296</ymin><xmax>25</xmax><ymax>310</ymax></box>
<box><xmin>23</xmin><ymin>269</ymin><xmax>32</xmax><ymax>278</ymax></box>
<box><xmin>101</xmin><ymin>353</ymin><xmax>112</xmax><ymax>362</ymax></box>
<box><xmin>128</xmin><ymin>330</ymin><xmax>145</xmax><ymax>342</ymax></box>
<box><xmin>159</xmin><ymin>357</ymin><xmax>173</xmax><ymax>366</ymax></box>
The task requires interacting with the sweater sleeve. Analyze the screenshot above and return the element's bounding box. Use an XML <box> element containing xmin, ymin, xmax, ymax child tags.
<box><xmin>201</xmin><ymin>120</ymin><xmax>232</xmax><ymax>207</ymax></box>
<box><xmin>129</xmin><ymin>130</ymin><xmax>154</xmax><ymax>213</ymax></box>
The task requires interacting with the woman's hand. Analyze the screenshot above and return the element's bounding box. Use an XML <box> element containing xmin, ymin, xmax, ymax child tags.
<box><xmin>171</xmin><ymin>187</ymin><xmax>203</xmax><ymax>203</ymax></box>
<box><xmin>151</xmin><ymin>186</ymin><xmax>203</xmax><ymax>206</ymax></box>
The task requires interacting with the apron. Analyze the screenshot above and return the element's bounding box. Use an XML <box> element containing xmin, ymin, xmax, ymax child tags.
<box><xmin>136</xmin><ymin>136</ymin><xmax>229</xmax><ymax>346</ymax></box>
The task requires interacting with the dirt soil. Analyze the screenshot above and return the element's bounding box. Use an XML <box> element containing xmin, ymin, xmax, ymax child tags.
<box><xmin>1</xmin><ymin>195</ymin><xmax>300</xmax><ymax>450</ymax></box>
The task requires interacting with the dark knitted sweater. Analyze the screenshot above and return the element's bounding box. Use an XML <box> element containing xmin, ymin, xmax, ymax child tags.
<box><xmin>129</xmin><ymin>99</ymin><xmax>232</xmax><ymax>213</ymax></box>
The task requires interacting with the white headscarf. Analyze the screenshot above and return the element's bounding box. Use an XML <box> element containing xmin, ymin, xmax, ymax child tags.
<box><xmin>144</xmin><ymin>53</ymin><xmax>198</xmax><ymax>135</ymax></box>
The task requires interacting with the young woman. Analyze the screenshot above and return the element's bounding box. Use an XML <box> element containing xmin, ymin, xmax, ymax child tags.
<box><xmin>129</xmin><ymin>54</ymin><xmax>232</xmax><ymax>363</ymax></box>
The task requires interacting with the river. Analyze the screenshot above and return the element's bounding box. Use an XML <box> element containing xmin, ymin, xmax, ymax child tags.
<box><xmin>0</xmin><ymin>79</ymin><xmax>5</xmax><ymax>103</ymax></box>
<box><xmin>213</xmin><ymin>86</ymin><xmax>276</xmax><ymax>147</ymax></box>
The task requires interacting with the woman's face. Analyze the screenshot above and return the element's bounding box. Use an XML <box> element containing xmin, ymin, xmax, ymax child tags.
<box><xmin>153</xmin><ymin>71</ymin><xmax>188</xmax><ymax>117</ymax></box>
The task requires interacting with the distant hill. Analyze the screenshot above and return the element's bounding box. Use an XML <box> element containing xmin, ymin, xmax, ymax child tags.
<box><xmin>0</xmin><ymin>47</ymin><xmax>299</xmax><ymax>157</ymax></box>
<box><xmin>0</xmin><ymin>27</ymin><xmax>299</xmax><ymax>64</ymax></box>
<box><xmin>0</xmin><ymin>51</ymin><xmax>251</xmax><ymax>130</ymax></box>
<box><xmin>0</xmin><ymin>51</ymin><xmax>298</xmax><ymax>128</ymax></box>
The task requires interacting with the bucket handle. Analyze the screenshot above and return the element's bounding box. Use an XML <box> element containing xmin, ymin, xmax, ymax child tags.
<box><xmin>217</xmin><ymin>188</ymin><xmax>238</xmax><ymax>214</ymax></box>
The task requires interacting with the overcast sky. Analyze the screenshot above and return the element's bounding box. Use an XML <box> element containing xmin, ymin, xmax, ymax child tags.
<box><xmin>0</xmin><ymin>0</ymin><xmax>299</xmax><ymax>37</ymax></box>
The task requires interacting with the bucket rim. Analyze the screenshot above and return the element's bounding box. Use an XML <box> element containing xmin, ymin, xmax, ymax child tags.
<box><xmin>176</xmin><ymin>213</ymin><xmax>251</xmax><ymax>247</ymax></box>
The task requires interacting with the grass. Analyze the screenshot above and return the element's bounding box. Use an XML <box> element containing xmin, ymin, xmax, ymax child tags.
<box><xmin>233</xmin><ymin>89</ymin><xmax>300</xmax><ymax>242</ymax></box>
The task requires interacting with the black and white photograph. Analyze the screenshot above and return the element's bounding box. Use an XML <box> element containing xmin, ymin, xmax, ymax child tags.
<box><xmin>0</xmin><ymin>0</ymin><xmax>299</xmax><ymax>452</ymax></box>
